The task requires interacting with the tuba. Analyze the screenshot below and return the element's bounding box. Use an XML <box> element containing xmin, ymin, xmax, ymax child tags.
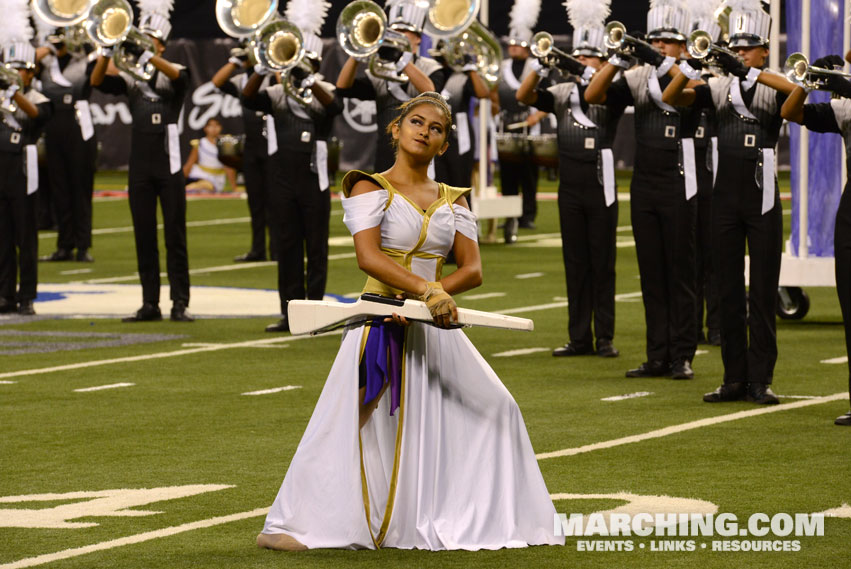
<box><xmin>215</xmin><ymin>0</ymin><xmax>279</xmax><ymax>38</ymax></box>
<box><xmin>0</xmin><ymin>64</ymin><xmax>24</xmax><ymax>114</ymax></box>
<box><xmin>254</xmin><ymin>19</ymin><xmax>316</xmax><ymax>105</ymax></box>
<box><xmin>425</xmin><ymin>0</ymin><xmax>501</xmax><ymax>88</ymax></box>
<box><xmin>31</xmin><ymin>0</ymin><xmax>94</xmax><ymax>27</ymax></box>
<box><xmin>337</xmin><ymin>0</ymin><xmax>413</xmax><ymax>83</ymax></box>
<box><xmin>85</xmin><ymin>0</ymin><xmax>157</xmax><ymax>81</ymax></box>
<box><xmin>784</xmin><ymin>52</ymin><xmax>851</xmax><ymax>90</ymax></box>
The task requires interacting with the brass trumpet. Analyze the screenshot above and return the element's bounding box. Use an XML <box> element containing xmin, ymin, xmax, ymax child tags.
<box><xmin>784</xmin><ymin>52</ymin><xmax>851</xmax><ymax>90</ymax></box>
<box><xmin>85</xmin><ymin>0</ymin><xmax>157</xmax><ymax>81</ymax></box>
<box><xmin>530</xmin><ymin>31</ymin><xmax>583</xmax><ymax>76</ymax></box>
<box><xmin>686</xmin><ymin>30</ymin><xmax>740</xmax><ymax>63</ymax></box>
<box><xmin>604</xmin><ymin>21</ymin><xmax>656</xmax><ymax>55</ymax></box>
<box><xmin>336</xmin><ymin>0</ymin><xmax>413</xmax><ymax>83</ymax></box>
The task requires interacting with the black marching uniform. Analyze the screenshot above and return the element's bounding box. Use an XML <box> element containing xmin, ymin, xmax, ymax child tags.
<box><xmin>38</xmin><ymin>49</ymin><xmax>97</xmax><ymax>260</ymax></box>
<box><xmin>0</xmin><ymin>87</ymin><xmax>51</xmax><ymax>310</ymax></box>
<box><xmin>497</xmin><ymin>57</ymin><xmax>540</xmax><ymax>226</ymax></box>
<box><xmin>536</xmin><ymin>79</ymin><xmax>625</xmax><ymax>352</ymax></box>
<box><xmin>799</xmin><ymin>97</ymin><xmax>851</xmax><ymax>420</ymax></box>
<box><xmin>434</xmin><ymin>68</ymin><xmax>476</xmax><ymax>187</ymax></box>
<box><xmin>338</xmin><ymin>55</ymin><xmax>444</xmax><ymax>172</ymax></box>
<box><xmin>218</xmin><ymin>72</ymin><xmax>278</xmax><ymax>259</ymax></box>
<box><xmin>603</xmin><ymin>63</ymin><xmax>700</xmax><ymax>371</ymax></box>
<box><xmin>95</xmin><ymin>66</ymin><xmax>191</xmax><ymax>311</ymax></box>
<box><xmin>693</xmin><ymin>106</ymin><xmax>721</xmax><ymax>343</ymax></box>
<box><xmin>243</xmin><ymin>79</ymin><xmax>342</xmax><ymax>319</ymax></box>
<box><xmin>693</xmin><ymin>73</ymin><xmax>787</xmax><ymax>388</ymax></box>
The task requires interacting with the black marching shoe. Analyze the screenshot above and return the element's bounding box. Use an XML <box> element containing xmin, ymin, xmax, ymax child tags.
<box><xmin>835</xmin><ymin>411</ymin><xmax>851</xmax><ymax>426</ymax></box>
<box><xmin>39</xmin><ymin>249</ymin><xmax>72</xmax><ymax>262</ymax></box>
<box><xmin>0</xmin><ymin>297</ymin><xmax>16</xmax><ymax>314</ymax></box>
<box><xmin>234</xmin><ymin>251</ymin><xmax>266</xmax><ymax>262</ymax></box>
<box><xmin>518</xmin><ymin>219</ymin><xmax>536</xmax><ymax>230</ymax></box>
<box><xmin>670</xmin><ymin>359</ymin><xmax>694</xmax><ymax>380</ymax></box>
<box><xmin>122</xmin><ymin>303</ymin><xmax>162</xmax><ymax>322</ymax></box>
<box><xmin>596</xmin><ymin>340</ymin><xmax>619</xmax><ymax>358</ymax></box>
<box><xmin>626</xmin><ymin>360</ymin><xmax>670</xmax><ymax>378</ymax></box>
<box><xmin>170</xmin><ymin>301</ymin><xmax>195</xmax><ymax>322</ymax></box>
<box><xmin>17</xmin><ymin>300</ymin><xmax>35</xmax><ymax>316</ymax></box>
<box><xmin>503</xmin><ymin>218</ymin><xmax>518</xmax><ymax>244</ymax></box>
<box><xmin>747</xmin><ymin>383</ymin><xmax>779</xmax><ymax>405</ymax></box>
<box><xmin>75</xmin><ymin>249</ymin><xmax>94</xmax><ymax>262</ymax></box>
<box><xmin>265</xmin><ymin>317</ymin><xmax>290</xmax><ymax>333</ymax></box>
<box><xmin>552</xmin><ymin>343</ymin><xmax>593</xmax><ymax>357</ymax></box>
<box><xmin>703</xmin><ymin>382</ymin><xmax>747</xmax><ymax>403</ymax></box>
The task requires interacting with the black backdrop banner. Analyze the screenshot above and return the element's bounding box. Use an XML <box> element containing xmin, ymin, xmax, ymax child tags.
<box><xmin>90</xmin><ymin>38</ymin><xmax>377</xmax><ymax>173</ymax></box>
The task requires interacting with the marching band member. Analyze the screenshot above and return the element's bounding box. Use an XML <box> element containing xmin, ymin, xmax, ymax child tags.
<box><xmin>498</xmin><ymin>0</ymin><xmax>543</xmax><ymax>243</ymax></box>
<box><xmin>430</xmin><ymin>41</ymin><xmax>490</xmax><ymax>188</ymax></box>
<box><xmin>90</xmin><ymin>0</ymin><xmax>193</xmax><ymax>323</ymax></box>
<box><xmin>585</xmin><ymin>0</ymin><xmax>700</xmax><ymax>380</ymax></box>
<box><xmin>780</xmin><ymin>54</ymin><xmax>851</xmax><ymax>423</ymax></box>
<box><xmin>211</xmin><ymin>46</ymin><xmax>279</xmax><ymax>262</ymax></box>
<box><xmin>686</xmin><ymin>1</ymin><xmax>722</xmax><ymax>347</ymax></box>
<box><xmin>256</xmin><ymin>92</ymin><xmax>561</xmax><ymax>551</ymax></box>
<box><xmin>0</xmin><ymin>2</ymin><xmax>51</xmax><ymax>316</ymax></box>
<box><xmin>33</xmin><ymin>17</ymin><xmax>98</xmax><ymax>264</ymax></box>
<box><xmin>335</xmin><ymin>0</ymin><xmax>444</xmax><ymax>173</ymax></box>
<box><xmin>242</xmin><ymin>0</ymin><xmax>342</xmax><ymax>333</ymax></box>
<box><xmin>517</xmin><ymin>0</ymin><xmax>622</xmax><ymax>358</ymax></box>
<box><xmin>662</xmin><ymin>0</ymin><xmax>795</xmax><ymax>404</ymax></box>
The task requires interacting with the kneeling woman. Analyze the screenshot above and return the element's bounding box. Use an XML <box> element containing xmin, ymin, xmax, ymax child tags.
<box><xmin>257</xmin><ymin>92</ymin><xmax>562</xmax><ymax>551</ymax></box>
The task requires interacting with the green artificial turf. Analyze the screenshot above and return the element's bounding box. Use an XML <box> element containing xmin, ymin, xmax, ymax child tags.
<box><xmin>1</xmin><ymin>170</ymin><xmax>848</xmax><ymax>568</ymax></box>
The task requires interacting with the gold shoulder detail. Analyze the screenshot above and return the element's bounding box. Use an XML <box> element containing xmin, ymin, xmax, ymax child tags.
<box><xmin>190</xmin><ymin>139</ymin><xmax>200</xmax><ymax>148</ymax></box>
<box><xmin>444</xmin><ymin>184</ymin><xmax>472</xmax><ymax>208</ymax></box>
<box><xmin>341</xmin><ymin>170</ymin><xmax>388</xmax><ymax>198</ymax></box>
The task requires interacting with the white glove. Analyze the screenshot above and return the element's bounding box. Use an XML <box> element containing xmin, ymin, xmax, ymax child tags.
<box><xmin>394</xmin><ymin>52</ymin><xmax>413</xmax><ymax>73</ymax></box>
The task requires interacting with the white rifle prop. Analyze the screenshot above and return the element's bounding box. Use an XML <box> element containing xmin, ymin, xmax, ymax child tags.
<box><xmin>288</xmin><ymin>294</ymin><xmax>534</xmax><ymax>336</ymax></box>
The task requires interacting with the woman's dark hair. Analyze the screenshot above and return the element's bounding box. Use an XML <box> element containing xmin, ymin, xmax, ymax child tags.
<box><xmin>386</xmin><ymin>91</ymin><xmax>453</xmax><ymax>149</ymax></box>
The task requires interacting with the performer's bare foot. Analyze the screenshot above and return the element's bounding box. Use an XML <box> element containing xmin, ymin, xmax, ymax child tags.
<box><xmin>256</xmin><ymin>532</ymin><xmax>308</xmax><ymax>551</ymax></box>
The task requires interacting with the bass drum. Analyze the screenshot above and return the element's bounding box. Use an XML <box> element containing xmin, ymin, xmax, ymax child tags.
<box><xmin>529</xmin><ymin>134</ymin><xmax>558</xmax><ymax>168</ymax></box>
<box><xmin>217</xmin><ymin>134</ymin><xmax>245</xmax><ymax>170</ymax></box>
<box><xmin>496</xmin><ymin>133</ymin><xmax>530</xmax><ymax>163</ymax></box>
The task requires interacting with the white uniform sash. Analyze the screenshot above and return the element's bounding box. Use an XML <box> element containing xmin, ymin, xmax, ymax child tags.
<box><xmin>74</xmin><ymin>100</ymin><xmax>94</xmax><ymax>141</ymax></box>
<box><xmin>761</xmin><ymin>148</ymin><xmax>776</xmax><ymax>214</ymax></box>
<box><xmin>26</xmin><ymin>144</ymin><xmax>38</xmax><ymax>194</ymax></box>
<box><xmin>316</xmin><ymin>140</ymin><xmax>329</xmax><ymax>191</ymax></box>
<box><xmin>601</xmin><ymin>148</ymin><xmax>615</xmax><ymax>207</ymax></box>
<box><xmin>730</xmin><ymin>78</ymin><xmax>758</xmax><ymax>120</ymax></box>
<box><xmin>167</xmin><ymin>123</ymin><xmax>181</xmax><ymax>174</ymax></box>
<box><xmin>569</xmin><ymin>87</ymin><xmax>596</xmax><ymax>128</ymax></box>
<box><xmin>681</xmin><ymin>138</ymin><xmax>697</xmax><ymax>200</ymax></box>
<box><xmin>48</xmin><ymin>56</ymin><xmax>72</xmax><ymax>87</ymax></box>
<box><xmin>711</xmin><ymin>136</ymin><xmax>719</xmax><ymax>186</ymax></box>
<box><xmin>648</xmin><ymin>73</ymin><xmax>678</xmax><ymax>113</ymax></box>
<box><xmin>266</xmin><ymin>115</ymin><xmax>278</xmax><ymax>155</ymax></box>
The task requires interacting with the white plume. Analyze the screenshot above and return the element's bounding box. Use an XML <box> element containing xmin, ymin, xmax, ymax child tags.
<box><xmin>509</xmin><ymin>0</ymin><xmax>542</xmax><ymax>34</ymax></box>
<box><xmin>724</xmin><ymin>0</ymin><xmax>765</xmax><ymax>10</ymax></box>
<box><xmin>563</xmin><ymin>0</ymin><xmax>611</xmax><ymax>29</ymax></box>
<box><xmin>649</xmin><ymin>0</ymin><xmax>690</xmax><ymax>9</ymax></box>
<box><xmin>137</xmin><ymin>0</ymin><xmax>174</xmax><ymax>17</ymax></box>
<box><xmin>0</xmin><ymin>0</ymin><xmax>34</xmax><ymax>45</ymax></box>
<box><xmin>286</xmin><ymin>0</ymin><xmax>331</xmax><ymax>36</ymax></box>
<box><xmin>686</xmin><ymin>0</ymin><xmax>722</xmax><ymax>21</ymax></box>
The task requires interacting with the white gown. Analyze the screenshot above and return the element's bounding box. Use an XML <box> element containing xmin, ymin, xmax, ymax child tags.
<box><xmin>260</xmin><ymin>171</ymin><xmax>563</xmax><ymax>550</ymax></box>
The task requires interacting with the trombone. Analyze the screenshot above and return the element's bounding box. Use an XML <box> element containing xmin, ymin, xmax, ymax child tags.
<box><xmin>0</xmin><ymin>63</ymin><xmax>24</xmax><ymax>114</ymax></box>
<box><xmin>425</xmin><ymin>0</ymin><xmax>501</xmax><ymax>88</ymax></box>
<box><xmin>336</xmin><ymin>0</ymin><xmax>413</xmax><ymax>83</ymax></box>
<box><xmin>784</xmin><ymin>52</ymin><xmax>851</xmax><ymax>90</ymax></box>
<box><xmin>686</xmin><ymin>30</ymin><xmax>740</xmax><ymax>64</ymax></box>
<box><xmin>530</xmin><ymin>31</ymin><xmax>583</xmax><ymax>77</ymax></box>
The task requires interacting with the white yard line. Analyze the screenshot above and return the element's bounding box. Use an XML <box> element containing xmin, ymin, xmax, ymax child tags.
<box><xmin>0</xmin><ymin>507</ymin><xmax>270</xmax><ymax>569</ymax></box>
<box><xmin>617</xmin><ymin>225</ymin><xmax>633</xmax><ymax>232</ymax></box>
<box><xmin>180</xmin><ymin>343</ymin><xmax>288</xmax><ymax>349</ymax></box>
<box><xmin>614</xmin><ymin>291</ymin><xmax>643</xmax><ymax>301</ymax></box>
<box><xmin>39</xmin><ymin>217</ymin><xmax>254</xmax><ymax>240</ymax></box>
<box><xmin>461</xmin><ymin>292</ymin><xmax>506</xmax><ymax>300</ymax></box>
<box><xmin>0</xmin><ymin>380</ymin><xmax>17</xmax><ymax>384</ymax></box>
<box><xmin>601</xmin><ymin>391</ymin><xmax>654</xmax><ymax>402</ymax></box>
<box><xmin>536</xmin><ymin>392</ymin><xmax>847</xmax><ymax>460</ymax></box>
<box><xmin>59</xmin><ymin>269</ymin><xmax>93</xmax><ymax>276</ymax></box>
<box><xmin>0</xmin><ymin>333</ymin><xmax>332</xmax><ymax>380</ymax></box>
<box><xmin>515</xmin><ymin>272</ymin><xmax>545</xmax><ymax>279</ymax></box>
<box><xmin>241</xmin><ymin>386</ymin><xmax>302</xmax><ymax>396</ymax></box>
<box><xmin>492</xmin><ymin>347</ymin><xmax>551</xmax><ymax>357</ymax></box>
<box><xmin>821</xmin><ymin>356</ymin><xmax>848</xmax><ymax>364</ymax></box>
<box><xmin>73</xmin><ymin>383</ymin><xmax>135</xmax><ymax>393</ymax></box>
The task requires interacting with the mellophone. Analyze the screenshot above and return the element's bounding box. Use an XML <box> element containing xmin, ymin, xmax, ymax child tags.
<box><xmin>288</xmin><ymin>293</ymin><xmax>534</xmax><ymax>335</ymax></box>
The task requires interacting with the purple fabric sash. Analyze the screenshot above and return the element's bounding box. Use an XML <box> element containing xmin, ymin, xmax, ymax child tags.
<box><xmin>361</xmin><ymin>319</ymin><xmax>405</xmax><ymax>415</ymax></box>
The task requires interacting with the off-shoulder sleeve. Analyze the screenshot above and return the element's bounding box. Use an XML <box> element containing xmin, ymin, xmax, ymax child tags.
<box><xmin>342</xmin><ymin>190</ymin><xmax>389</xmax><ymax>235</ymax></box>
<box><xmin>454</xmin><ymin>205</ymin><xmax>478</xmax><ymax>242</ymax></box>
